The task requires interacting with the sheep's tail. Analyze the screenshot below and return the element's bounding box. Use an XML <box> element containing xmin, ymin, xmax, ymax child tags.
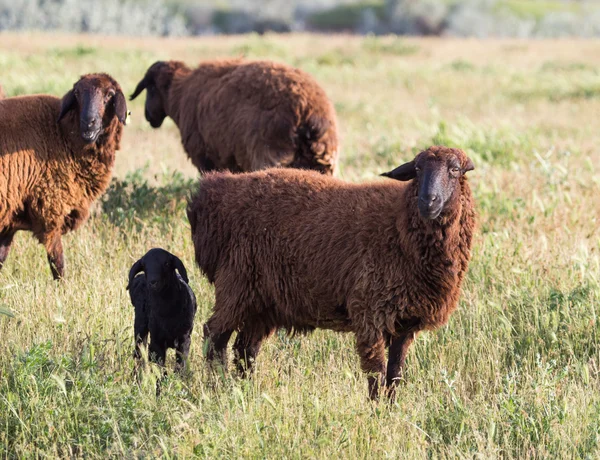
<box><xmin>296</xmin><ymin>113</ymin><xmax>339</xmax><ymax>175</ymax></box>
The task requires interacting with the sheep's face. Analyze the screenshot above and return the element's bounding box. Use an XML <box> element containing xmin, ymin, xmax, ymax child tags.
<box><xmin>381</xmin><ymin>146</ymin><xmax>474</xmax><ymax>220</ymax></box>
<box><xmin>130</xmin><ymin>61</ymin><xmax>186</xmax><ymax>129</ymax></box>
<box><xmin>126</xmin><ymin>248</ymin><xmax>189</xmax><ymax>293</ymax></box>
<box><xmin>143</xmin><ymin>84</ymin><xmax>168</xmax><ymax>128</ymax></box>
<box><xmin>58</xmin><ymin>74</ymin><xmax>127</xmax><ymax>144</ymax></box>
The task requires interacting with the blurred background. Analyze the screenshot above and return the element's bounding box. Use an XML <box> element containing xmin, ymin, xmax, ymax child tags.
<box><xmin>1</xmin><ymin>0</ymin><xmax>599</xmax><ymax>38</ymax></box>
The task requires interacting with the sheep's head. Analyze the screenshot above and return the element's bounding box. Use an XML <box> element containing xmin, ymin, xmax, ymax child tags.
<box><xmin>130</xmin><ymin>61</ymin><xmax>187</xmax><ymax>128</ymax></box>
<box><xmin>57</xmin><ymin>73</ymin><xmax>127</xmax><ymax>144</ymax></box>
<box><xmin>382</xmin><ymin>146</ymin><xmax>474</xmax><ymax>220</ymax></box>
<box><xmin>126</xmin><ymin>248</ymin><xmax>189</xmax><ymax>293</ymax></box>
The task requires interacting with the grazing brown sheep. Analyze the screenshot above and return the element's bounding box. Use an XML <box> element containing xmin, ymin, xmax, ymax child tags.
<box><xmin>130</xmin><ymin>59</ymin><xmax>339</xmax><ymax>175</ymax></box>
<box><xmin>0</xmin><ymin>73</ymin><xmax>127</xmax><ymax>279</ymax></box>
<box><xmin>187</xmin><ymin>146</ymin><xmax>475</xmax><ymax>400</ymax></box>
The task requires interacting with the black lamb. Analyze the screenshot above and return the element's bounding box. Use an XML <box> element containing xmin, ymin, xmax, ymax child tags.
<box><xmin>126</xmin><ymin>248</ymin><xmax>197</xmax><ymax>371</ymax></box>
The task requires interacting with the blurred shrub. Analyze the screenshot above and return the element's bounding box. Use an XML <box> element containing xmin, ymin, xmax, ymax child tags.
<box><xmin>306</xmin><ymin>1</ymin><xmax>386</xmax><ymax>32</ymax></box>
<box><xmin>0</xmin><ymin>0</ymin><xmax>189</xmax><ymax>36</ymax></box>
<box><xmin>101</xmin><ymin>168</ymin><xmax>195</xmax><ymax>231</ymax></box>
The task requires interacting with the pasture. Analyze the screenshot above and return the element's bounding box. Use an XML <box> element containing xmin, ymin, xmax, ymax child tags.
<box><xmin>1</xmin><ymin>33</ymin><xmax>600</xmax><ymax>457</ymax></box>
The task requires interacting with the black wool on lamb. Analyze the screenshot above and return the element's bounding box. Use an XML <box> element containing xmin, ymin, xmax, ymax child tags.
<box><xmin>126</xmin><ymin>248</ymin><xmax>197</xmax><ymax>371</ymax></box>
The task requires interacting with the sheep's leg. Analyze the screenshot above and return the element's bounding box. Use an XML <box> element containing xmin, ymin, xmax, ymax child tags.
<box><xmin>232</xmin><ymin>325</ymin><xmax>273</xmax><ymax>377</ymax></box>
<box><xmin>0</xmin><ymin>230</ymin><xmax>16</xmax><ymax>271</ymax></box>
<box><xmin>203</xmin><ymin>321</ymin><xmax>233</xmax><ymax>370</ymax></box>
<box><xmin>175</xmin><ymin>335</ymin><xmax>191</xmax><ymax>373</ymax></box>
<box><xmin>386</xmin><ymin>330</ymin><xmax>416</xmax><ymax>400</ymax></box>
<box><xmin>148</xmin><ymin>341</ymin><xmax>166</xmax><ymax>367</ymax></box>
<box><xmin>356</xmin><ymin>334</ymin><xmax>386</xmax><ymax>400</ymax></box>
<box><xmin>148</xmin><ymin>341</ymin><xmax>167</xmax><ymax>396</ymax></box>
<box><xmin>44</xmin><ymin>233</ymin><xmax>64</xmax><ymax>280</ymax></box>
<box><xmin>133</xmin><ymin>315</ymin><xmax>149</xmax><ymax>362</ymax></box>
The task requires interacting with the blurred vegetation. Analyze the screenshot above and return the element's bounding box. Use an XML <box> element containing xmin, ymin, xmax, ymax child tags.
<box><xmin>1</xmin><ymin>0</ymin><xmax>600</xmax><ymax>36</ymax></box>
<box><xmin>102</xmin><ymin>168</ymin><xmax>195</xmax><ymax>232</ymax></box>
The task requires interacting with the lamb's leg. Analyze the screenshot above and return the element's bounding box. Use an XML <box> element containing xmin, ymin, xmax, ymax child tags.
<box><xmin>44</xmin><ymin>233</ymin><xmax>64</xmax><ymax>280</ymax></box>
<box><xmin>203</xmin><ymin>320</ymin><xmax>233</xmax><ymax>370</ymax></box>
<box><xmin>232</xmin><ymin>324</ymin><xmax>274</xmax><ymax>377</ymax></box>
<box><xmin>175</xmin><ymin>335</ymin><xmax>191</xmax><ymax>373</ymax></box>
<box><xmin>149</xmin><ymin>340</ymin><xmax>167</xmax><ymax>396</ymax></box>
<box><xmin>133</xmin><ymin>314</ymin><xmax>149</xmax><ymax>362</ymax></box>
<box><xmin>356</xmin><ymin>334</ymin><xmax>386</xmax><ymax>400</ymax></box>
<box><xmin>386</xmin><ymin>329</ymin><xmax>416</xmax><ymax>401</ymax></box>
<box><xmin>148</xmin><ymin>340</ymin><xmax>166</xmax><ymax>367</ymax></box>
<box><xmin>0</xmin><ymin>230</ymin><xmax>16</xmax><ymax>271</ymax></box>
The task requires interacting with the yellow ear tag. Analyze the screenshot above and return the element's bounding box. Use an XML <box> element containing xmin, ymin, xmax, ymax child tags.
<box><xmin>125</xmin><ymin>111</ymin><xmax>131</xmax><ymax>125</ymax></box>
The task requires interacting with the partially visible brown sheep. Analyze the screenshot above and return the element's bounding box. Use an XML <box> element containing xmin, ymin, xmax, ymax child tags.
<box><xmin>187</xmin><ymin>146</ymin><xmax>475</xmax><ymax>400</ymax></box>
<box><xmin>130</xmin><ymin>59</ymin><xmax>339</xmax><ymax>175</ymax></box>
<box><xmin>0</xmin><ymin>73</ymin><xmax>127</xmax><ymax>279</ymax></box>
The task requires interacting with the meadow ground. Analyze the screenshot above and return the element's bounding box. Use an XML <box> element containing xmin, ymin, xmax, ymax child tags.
<box><xmin>1</xmin><ymin>33</ymin><xmax>600</xmax><ymax>458</ymax></box>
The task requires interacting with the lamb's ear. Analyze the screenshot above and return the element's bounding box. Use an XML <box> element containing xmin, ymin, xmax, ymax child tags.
<box><xmin>380</xmin><ymin>160</ymin><xmax>417</xmax><ymax>181</ymax></box>
<box><xmin>173</xmin><ymin>256</ymin><xmax>189</xmax><ymax>284</ymax></box>
<box><xmin>57</xmin><ymin>89</ymin><xmax>76</xmax><ymax>123</ymax></box>
<box><xmin>113</xmin><ymin>90</ymin><xmax>128</xmax><ymax>124</ymax></box>
<box><xmin>463</xmin><ymin>157</ymin><xmax>475</xmax><ymax>174</ymax></box>
<box><xmin>130</xmin><ymin>76</ymin><xmax>148</xmax><ymax>101</ymax></box>
<box><xmin>126</xmin><ymin>259</ymin><xmax>144</xmax><ymax>290</ymax></box>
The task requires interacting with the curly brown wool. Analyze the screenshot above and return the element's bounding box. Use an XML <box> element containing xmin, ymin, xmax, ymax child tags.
<box><xmin>0</xmin><ymin>73</ymin><xmax>127</xmax><ymax>280</ymax></box>
<box><xmin>131</xmin><ymin>59</ymin><xmax>339</xmax><ymax>175</ymax></box>
<box><xmin>187</xmin><ymin>146</ymin><xmax>475</xmax><ymax>400</ymax></box>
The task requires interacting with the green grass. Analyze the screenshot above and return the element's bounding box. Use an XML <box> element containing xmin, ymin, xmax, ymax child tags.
<box><xmin>1</xmin><ymin>34</ymin><xmax>600</xmax><ymax>457</ymax></box>
<box><xmin>496</xmin><ymin>0</ymin><xmax>591</xmax><ymax>20</ymax></box>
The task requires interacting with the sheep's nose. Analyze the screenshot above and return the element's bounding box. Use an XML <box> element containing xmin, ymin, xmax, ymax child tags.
<box><xmin>82</xmin><ymin>117</ymin><xmax>98</xmax><ymax>128</ymax></box>
<box><xmin>419</xmin><ymin>194</ymin><xmax>439</xmax><ymax>208</ymax></box>
<box><xmin>149</xmin><ymin>280</ymin><xmax>159</xmax><ymax>289</ymax></box>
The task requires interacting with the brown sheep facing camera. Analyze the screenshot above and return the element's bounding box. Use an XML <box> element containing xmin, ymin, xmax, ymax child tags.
<box><xmin>187</xmin><ymin>146</ymin><xmax>475</xmax><ymax>400</ymax></box>
<box><xmin>0</xmin><ymin>73</ymin><xmax>127</xmax><ymax>279</ymax></box>
<box><xmin>130</xmin><ymin>59</ymin><xmax>339</xmax><ymax>174</ymax></box>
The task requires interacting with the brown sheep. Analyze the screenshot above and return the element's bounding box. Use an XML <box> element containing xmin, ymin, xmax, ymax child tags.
<box><xmin>0</xmin><ymin>73</ymin><xmax>127</xmax><ymax>279</ymax></box>
<box><xmin>130</xmin><ymin>59</ymin><xmax>339</xmax><ymax>175</ymax></box>
<box><xmin>187</xmin><ymin>146</ymin><xmax>475</xmax><ymax>400</ymax></box>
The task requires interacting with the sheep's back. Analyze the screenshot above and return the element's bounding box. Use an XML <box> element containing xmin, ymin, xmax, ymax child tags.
<box><xmin>189</xmin><ymin>168</ymin><xmax>405</xmax><ymax>316</ymax></box>
<box><xmin>177</xmin><ymin>60</ymin><xmax>337</xmax><ymax>172</ymax></box>
<box><xmin>0</xmin><ymin>96</ymin><xmax>63</xmax><ymax>229</ymax></box>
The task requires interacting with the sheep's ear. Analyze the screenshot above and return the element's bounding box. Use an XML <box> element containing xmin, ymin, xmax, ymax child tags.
<box><xmin>130</xmin><ymin>76</ymin><xmax>148</xmax><ymax>101</ymax></box>
<box><xmin>113</xmin><ymin>90</ymin><xmax>128</xmax><ymax>124</ymax></box>
<box><xmin>172</xmin><ymin>256</ymin><xmax>189</xmax><ymax>284</ymax></box>
<box><xmin>57</xmin><ymin>89</ymin><xmax>76</xmax><ymax>123</ymax></box>
<box><xmin>381</xmin><ymin>160</ymin><xmax>417</xmax><ymax>181</ymax></box>
<box><xmin>126</xmin><ymin>259</ymin><xmax>144</xmax><ymax>290</ymax></box>
<box><xmin>463</xmin><ymin>157</ymin><xmax>475</xmax><ymax>174</ymax></box>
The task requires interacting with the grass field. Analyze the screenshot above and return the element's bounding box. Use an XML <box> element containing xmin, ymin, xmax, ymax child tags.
<box><xmin>1</xmin><ymin>33</ymin><xmax>600</xmax><ymax>458</ymax></box>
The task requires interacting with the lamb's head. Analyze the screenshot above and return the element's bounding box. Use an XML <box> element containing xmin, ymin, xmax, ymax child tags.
<box><xmin>382</xmin><ymin>146</ymin><xmax>474</xmax><ymax>220</ymax></box>
<box><xmin>126</xmin><ymin>248</ymin><xmax>189</xmax><ymax>293</ymax></box>
<box><xmin>57</xmin><ymin>73</ymin><xmax>127</xmax><ymax>144</ymax></box>
<box><xmin>130</xmin><ymin>61</ymin><xmax>187</xmax><ymax>128</ymax></box>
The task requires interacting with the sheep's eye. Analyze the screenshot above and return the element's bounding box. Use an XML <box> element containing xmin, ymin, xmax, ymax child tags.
<box><xmin>415</xmin><ymin>166</ymin><xmax>421</xmax><ymax>173</ymax></box>
<box><xmin>450</xmin><ymin>166</ymin><xmax>460</xmax><ymax>175</ymax></box>
<box><xmin>105</xmin><ymin>91</ymin><xmax>115</xmax><ymax>100</ymax></box>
